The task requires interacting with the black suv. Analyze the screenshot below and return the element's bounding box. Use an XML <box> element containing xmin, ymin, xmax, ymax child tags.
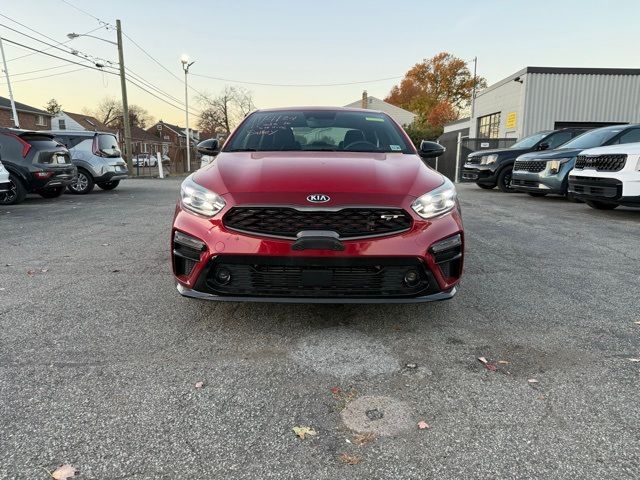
<box><xmin>462</xmin><ymin>128</ymin><xmax>588</xmax><ymax>192</ymax></box>
<box><xmin>0</xmin><ymin>128</ymin><xmax>76</xmax><ymax>205</ymax></box>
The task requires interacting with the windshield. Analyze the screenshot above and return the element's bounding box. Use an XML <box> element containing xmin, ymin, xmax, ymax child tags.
<box><xmin>509</xmin><ymin>132</ymin><xmax>548</xmax><ymax>149</ymax></box>
<box><xmin>560</xmin><ymin>127</ymin><xmax>624</xmax><ymax>149</ymax></box>
<box><xmin>225</xmin><ymin>110</ymin><xmax>413</xmax><ymax>153</ymax></box>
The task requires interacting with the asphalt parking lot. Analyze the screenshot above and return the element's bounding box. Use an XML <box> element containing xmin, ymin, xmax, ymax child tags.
<box><xmin>1</xmin><ymin>180</ymin><xmax>639</xmax><ymax>479</ymax></box>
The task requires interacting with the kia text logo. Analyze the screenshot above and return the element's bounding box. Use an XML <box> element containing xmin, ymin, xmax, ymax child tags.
<box><xmin>307</xmin><ymin>194</ymin><xmax>330</xmax><ymax>203</ymax></box>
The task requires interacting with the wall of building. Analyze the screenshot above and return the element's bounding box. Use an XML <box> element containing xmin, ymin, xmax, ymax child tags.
<box><xmin>522</xmin><ymin>73</ymin><xmax>640</xmax><ymax>135</ymax></box>
<box><xmin>0</xmin><ymin>109</ymin><xmax>51</xmax><ymax>130</ymax></box>
<box><xmin>471</xmin><ymin>75</ymin><xmax>524</xmax><ymax>138</ymax></box>
<box><xmin>52</xmin><ymin>113</ymin><xmax>85</xmax><ymax>131</ymax></box>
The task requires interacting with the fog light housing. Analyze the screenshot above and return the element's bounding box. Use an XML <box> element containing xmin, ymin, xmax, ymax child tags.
<box><xmin>404</xmin><ymin>270</ymin><xmax>420</xmax><ymax>287</ymax></box>
<box><xmin>214</xmin><ymin>267</ymin><xmax>231</xmax><ymax>285</ymax></box>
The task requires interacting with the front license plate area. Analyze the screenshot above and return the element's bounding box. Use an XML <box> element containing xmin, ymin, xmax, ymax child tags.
<box><xmin>301</xmin><ymin>269</ymin><xmax>333</xmax><ymax>287</ymax></box>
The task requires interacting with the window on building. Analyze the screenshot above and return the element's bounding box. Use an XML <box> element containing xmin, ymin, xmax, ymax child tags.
<box><xmin>143</xmin><ymin>143</ymin><xmax>148</xmax><ymax>153</ymax></box>
<box><xmin>58</xmin><ymin>119</ymin><xmax>66</xmax><ymax>130</ymax></box>
<box><xmin>36</xmin><ymin>114</ymin><xmax>46</xmax><ymax>126</ymax></box>
<box><xmin>477</xmin><ymin>113</ymin><xmax>501</xmax><ymax>139</ymax></box>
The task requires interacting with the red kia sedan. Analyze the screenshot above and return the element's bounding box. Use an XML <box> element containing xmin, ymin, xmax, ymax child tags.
<box><xmin>171</xmin><ymin>107</ymin><xmax>463</xmax><ymax>303</ymax></box>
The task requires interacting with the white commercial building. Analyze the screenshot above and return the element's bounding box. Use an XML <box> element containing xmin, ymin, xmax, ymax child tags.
<box><xmin>444</xmin><ymin>67</ymin><xmax>640</xmax><ymax>140</ymax></box>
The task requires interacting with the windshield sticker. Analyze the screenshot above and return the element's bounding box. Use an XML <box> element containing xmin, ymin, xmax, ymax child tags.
<box><xmin>389</xmin><ymin>145</ymin><xmax>402</xmax><ymax>151</ymax></box>
<box><xmin>365</xmin><ymin>117</ymin><xmax>385</xmax><ymax>122</ymax></box>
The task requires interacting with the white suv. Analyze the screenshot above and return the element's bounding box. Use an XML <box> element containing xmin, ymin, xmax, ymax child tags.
<box><xmin>568</xmin><ymin>142</ymin><xmax>640</xmax><ymax>210</ymax></box>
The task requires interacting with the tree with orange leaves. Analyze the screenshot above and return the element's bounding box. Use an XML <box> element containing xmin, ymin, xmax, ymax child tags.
<box><xmin>385</xmin><ymin>52</ymin><xmax>486</xmax><ymax>128</ymax></box>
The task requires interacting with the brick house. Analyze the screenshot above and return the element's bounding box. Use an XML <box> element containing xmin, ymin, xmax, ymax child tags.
<box><xmin>129</xmin><ymin>125</ymin><xmax>169</xmax><ymax>156</ymax></box>
<box><xmin>0</xmin><ymin>96</ymin><xmax>52</xmax><ymax>130</ymax></box>
<box><xmin>146</xmin><ymin>120</ymin><xmax>199</xmax><ymax>148</ymax></box>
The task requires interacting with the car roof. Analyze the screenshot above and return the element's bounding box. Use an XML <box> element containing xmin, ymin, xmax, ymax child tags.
<box><xmin>253</xmin><ymin>106</ymin><xmax>386</xmax><ymax>114</ymax></box>
<box><xmin>46</xmin><ymin>130</ymin><xmax>113</xmax><ymax>136</ymax></box>
<box><xmin>579</xmin><ymin>142</ymin><xmax>640</xmax><ymax>155</ymax></box>
<box><xmin>0</xmin><ymin>127</ymin><xmax>55</xmax><ymax>138</ymax></box>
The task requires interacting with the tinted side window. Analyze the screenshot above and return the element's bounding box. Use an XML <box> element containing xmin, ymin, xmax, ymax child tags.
<box><xmin>0</xmin><ymin>134</ymin><xmax>22</xmax><ymax>162</ymax></box>
<box><xmin>614</xmin><ymin>128</ymin><xmax>640</xmax><ymax>145</ymax></box>
<box><xmin>54</xmin><ymin>136</ymin><xmax>87</xmax><ymax>149</ymax></box>
<box><xmin>545</xmin><ymin>131</ymin><xmax>573</xmax><ymax>149</ymax></box>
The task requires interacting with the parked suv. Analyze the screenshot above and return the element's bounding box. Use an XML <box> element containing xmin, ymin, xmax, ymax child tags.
<box><xmin>0</xmin><ymin>128</ymin><xmax>76</xmax><ymax>205</ymax></box>
<box><xmin>462</xmin><ymin>128</ymin><xmax>587</xmax><ymax>192</ymax></box>
<box><xmin>48</xmin><ymin>130</ymin><xmax>128</xmax><ymax>194</ymax></box>
<box><xmin>568</xmin><ymin>142</ymin><xmax>640</xmax><ymax>210</ymax></box>
<box><xmin>172</xmin><ymin>107</ymin><xmax>463</xmax><ymax>303</ymax></box>
<box><xmin>512</xmin><ymin>125</ymin><xmax>640</xmax><ymax>199</ymax></box>
<box><xmin>0</xmin><ymin>160</ymin><xmax>9</xmax><ymax>193</ymax></box>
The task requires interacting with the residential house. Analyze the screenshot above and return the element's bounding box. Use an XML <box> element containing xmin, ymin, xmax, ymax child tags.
<box><xmin>146</xmin><ymin>120</ymin><xmax>199</xmax><ymax>148</ymax></box>
<box><xmin>344</xmin><ymin>91</ymin><xmax>417</xmax><ymax>127</ymax></box>
<box><xmin>130</xmin><ymin>125</ymin><xmax>169</xmax><ymax>157</ymax></box>
<box><xmin>0</xmin><ymin>96</ymin><xmax>52</xmax><ymax>130</ymax></box>
<box><xmin>52</xmin><ymin>111</ymin><xmax>116</xmax><ymax>134</ymax></box>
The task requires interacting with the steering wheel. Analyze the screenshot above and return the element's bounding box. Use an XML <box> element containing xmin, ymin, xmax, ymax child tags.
<box><xmin>343</xmin><ymin>140</ymin><xmax>379</xmax><ymax>151</ymax></box>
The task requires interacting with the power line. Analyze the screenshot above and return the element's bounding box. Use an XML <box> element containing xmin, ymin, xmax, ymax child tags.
<box><xmin>0</xmin><ymin>67</ymin><xmax>87</xmax><ymax>84</ymax></box>
<box><xmin>0</xmin><ymin>21</ymin><xmax>117</xmax><ymax>67</ymax></box>
<box><xmin>190</xmin><ymin>72</ymin><xmax>402</xmax><ymax>87</ymax></box>
<box><xmin>5</xmin><ymin>25</ymin><xmax>105</xmax><ymax>62</ymax></box>
<box><xmin>58</xmin><ymin>0</ymin><xmax>114</xmax><ymax>27</ymax></box>
<box><xmin>10</xmin><ymin>63</ymin><xmax>74</xmax><ymax>76</ymax></box>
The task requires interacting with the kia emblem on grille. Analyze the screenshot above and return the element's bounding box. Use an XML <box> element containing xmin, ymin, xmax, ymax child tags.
<box><xmin>307</xmin><ymin>194</ymin><xmax>330</xmax><ymax>203</ymax></box>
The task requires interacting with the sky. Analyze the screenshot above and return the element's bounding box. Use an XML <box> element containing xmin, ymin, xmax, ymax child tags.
<box><xmin>2</xmin><ymin>0</ymin><xmax>640</xmax><ymax>127</ymax></box>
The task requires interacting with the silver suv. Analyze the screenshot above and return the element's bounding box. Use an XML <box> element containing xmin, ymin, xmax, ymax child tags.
<box><xmin>48</xmin><ymin>130</ymin><xmax>129</xmax><ymax>194</ymax></box>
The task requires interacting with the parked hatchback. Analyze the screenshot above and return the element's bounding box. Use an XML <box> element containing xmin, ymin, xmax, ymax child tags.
<box><xmin>0</xmin><ymin>128</ymin><xmax>76</xmax><ymax>205</ymax></box>
<box><xmin>511</xmin><ymin>125</ymin><xmax>640</xmax><ymax>199</ymax></box>
<box><xmin>172</xmin><ymin>107</ymin><xmax>463</xmax><ymax>303</ymax></box>
<box><xmin>48</xmin><ymin>130</ymin><xmax>128</xmax><ymax>194</ymax></box>
<box><xmin>0</xmin><ymin>160</ymin><xmax>9</xmax><ymax>193</ymax></box>
<box><xmin>462</xmin><ymin>128</ymin><xmax>587</xmax><ymax>192</ymax></box>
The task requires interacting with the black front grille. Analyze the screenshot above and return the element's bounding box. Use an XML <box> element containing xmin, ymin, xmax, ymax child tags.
<box><xmin>569</xmin><ymin>176</ymin><xmax>622</xmax><ymax>199</ymax></box>
<box><xmin>198</xmin><ymin>256</ymin><xmax>438</xmax><ymax>298</ymax></box>
<box><xmin>223</xmin><ymin>207</ymin><xmax>412</xmax><ymax>239</ymax></box>
<box><xmin>575</xmin><ymin>154</ymin><xmax>627</xmax><ymax>172</ymax></box>
<box><xmin>514</xmin><ymin>160</ymin><xmax>546</xmax><ymax>172</ymax></box>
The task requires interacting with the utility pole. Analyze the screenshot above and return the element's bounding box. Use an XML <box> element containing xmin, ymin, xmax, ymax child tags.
<box><xmin>470</xmin><ymin>56</ymin><xmax>478</xmax><ymax>120</ymax></box>
<box><xmin>116</xmin><ymin>19</ymin><xmax>133</xmax><ymax>171</ymax></box>
<box><xmin>0</xmin><ymin>36</ymin><xmax>20</xmax><ymax>128</ymax></box>
<box><xmin>181</xmin><ymin>55</ymin><xmax>194</xmax><ymax>172</ymax></box>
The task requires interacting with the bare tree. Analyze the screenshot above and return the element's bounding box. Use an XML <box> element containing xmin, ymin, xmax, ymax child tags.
<box><xmin>197</xmin><ymin>86</ymin><xmax>255</xmax><ymax>137</ymax></box>
<box><xmin>90</xmin><ymin>96</ymin><xmax>153</xmax><ymax>129</ymax></box>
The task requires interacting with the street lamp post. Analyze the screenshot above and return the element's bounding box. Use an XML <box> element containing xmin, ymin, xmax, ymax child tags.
<box><xmin>67</xmin><ymin>21</ymin><xmax>133</xmax><ymax>172</ymax></box>
<box><xmin>181</xmin><ymin>54</ymin><xmax>194</xmax><ymax>172</ymax></box>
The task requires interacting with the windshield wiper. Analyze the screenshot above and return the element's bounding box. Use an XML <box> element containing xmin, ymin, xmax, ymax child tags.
<box><xmin>304</xmin><ymin>148</ymin><xmax>337</xmax><ymax>152</ymax></box>
<box><xmin>226</xmin><ymin>148</ymin><xmax>258</xmax><ymax>152</ymax></box>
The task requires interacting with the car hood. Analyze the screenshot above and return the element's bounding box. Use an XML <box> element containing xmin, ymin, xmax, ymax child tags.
<box><xmin>468</xmin><ymin>147</ymin><xmax>529</xmax><ymax>158</ymax></box>
<box><xmin>193</xmin><ymin>151</ymin><xmax>445</xmax><ymax>206</ymax></box>
<box><xmin>516</xmin><ymin>148</ymin><xmax>582</xmax><ymax>161</ymax></box>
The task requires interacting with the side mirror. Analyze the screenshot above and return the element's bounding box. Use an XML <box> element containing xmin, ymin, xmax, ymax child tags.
<box><xmin>419</xmin><ymin>140</ymin><xmax>445</xmax><ymax>158</ymax></box>
<box><xmin>538</xmin><ymin>142</ymin><xmax>550</xmax><ymax>151</ymax></box>
<box><xmin>197</xmin><ymin>138</ymin><xmax>220</xmax><ymax>155</ymax></box>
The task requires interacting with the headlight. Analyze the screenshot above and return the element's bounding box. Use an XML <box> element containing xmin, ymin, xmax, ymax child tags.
<box><xmin>180</xmin><ymin>174</ymin><xmax>226</xmax><ymax>217</ymax></box>
<box><xmin>480</xmin><ymin>154</ymin><xmax>498</xmax><ymax>165</ymax></box>
<box><xmin>547</xmin><ymin>157</ymin><xmax>574</xmax><ymax>174</ymax></box>
<box><xmin>411</xmin><ymin>178</ymin><xmax>457</xmax><ymax>219</ymax></box>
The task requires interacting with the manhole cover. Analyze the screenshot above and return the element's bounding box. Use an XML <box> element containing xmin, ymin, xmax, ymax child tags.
<box><xmin>290</xmin><ymin>328</ymin><xmax>398</xmax><ymax>378</ymax></box>
<box><xmin>341</xmin><ymin>395</ymin><xmax>413</xmax><ymax>436</ymax></box>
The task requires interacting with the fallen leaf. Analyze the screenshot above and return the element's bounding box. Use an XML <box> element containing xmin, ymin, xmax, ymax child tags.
<box><xmin>528</xmin><ymin>378</ymin><xmax>539</xmax><ymax>384</ymax></box>
<box><xmin>40</xmin><ymin>268</ymin><xmax>49</xmax><ymax>273</ymax></box>
<box><xmin>111</xmin><ymin>269</ymin><xmax>120</xmax><ymax>273</ymax></box>
<box><xmin>353</xmin><ymin>432</ymin><xmax>376</xmax><ymax>445</ymax></box>
<box><xmin>477</xmin><ymin>356</ymin><xmax>488</xmax><ymax>364</ymax></box>
<box><xmin>497</xmin><ymin>360</ymin><xmax>510</xmax><ymax>365</ymax></box>
<box><xmin>51</xmin><ymin>464</ymin><xmax>77</xmax><ymax>480</ymax></box>
<box><xmin>484</xmin><ymin>363</ymin><xmax>497</xmax><ymax>372</ymax></box>
<box><xmin>27</xmin><ymin>269</ymin><xmax>36</xmax><ymax>277</ymax></box>
<box><xmin>338</xmin><ymin>453</ymin><xmax>361</xmax><ymax>465</ymax></box>
<box><xmin>194</xmin><ymin>381</ymin><xmax>204</xmax><ymax>389</ymax></box>
<box><xmin>330</xmin><ymin>386</ymin><xmax>342</xmax><ymax>395</ymax></box>
<box><xmin>392</xmin><ymin>324</ymin><xmax>402</xmax><ymax>331</ymax></box>
<box><xmin>101</xmin><ymin>243</ymin><xmax>110</xmax><ymax>246</ymax></box>
<box><xmin>628</xmin><ymin>358</ymin><xmax>640</xmax><ymax>363</ymax></box>
<box><xmin>417</xmin><ymin>421</ymin><xmax>430</xmax><ymax>430</ymax></box>
<box><xmin>405</xmin><ymin>362</ymin><xmax>418</xmax><ymax>369</ymax></box>
<box><xmin>293</xmin><ymin>426</ymin><xmax>317</xmax><ymax>439</ymax></box>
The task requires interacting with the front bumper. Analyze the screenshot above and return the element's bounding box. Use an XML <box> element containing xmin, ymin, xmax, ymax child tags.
<box><xmin>511</xmin><ymin>168</ymin><xmax>569</xmax><ymax>194</ymax></box>
<box><xmin>171</xmin><ymin>204</ymin><xmax>464</xmax><ymax>303</ymax></box>
<box><xmin>461</xmin><ymin>164</ymin><xmax>498</xmax><ymax>184</ymax></box>
<box><xmin>568</xmin><ymin>174</ymin><xmax>640</xmax><ymax>207</ymax></box>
